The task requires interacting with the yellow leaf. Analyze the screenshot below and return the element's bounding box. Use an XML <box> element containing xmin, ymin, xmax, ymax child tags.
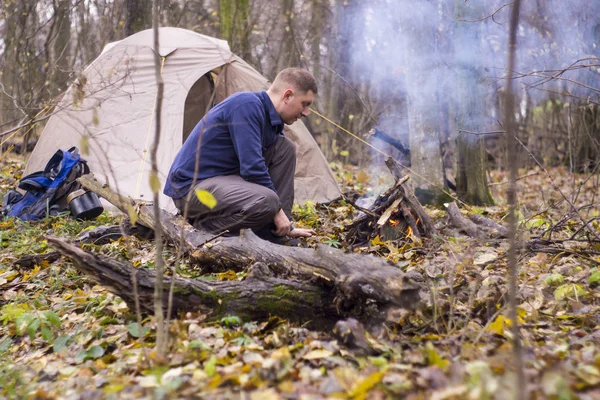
<box><xmin>340</xmin><ymin>150</ymin><xmax>350</xmax><ymax>157</ymax></box>
<box><xmin>127</xmin><ymin>204</ymin><xmax>138</xmax><ymax>226</ymax></box>
<box><xmin>303</xmin><ymin>349</ymin><xmax>333</xmax><ymax>360</ymax></box>
<box><xmin>425</xmin><ymin>342</ymin><xmax>450</xmax><ymax>370</ymax></box>
<box><xmin>371</xmin><ymin>235</ymin><xmax>385</xmax><ymax>246</ymax></box>
<box><xmin>80</xmin><ymin>136</ymin><xmax>89</xmax><ymax>155</ymax></box>
<box><xmin>195</xmin><ymin>189</ymin><xmax>217</xmax><ymax>209</ymax></box>
<box><xmin>348</xmin><ymin>371</ymin><xmax>385</xmax><ymax>399</ymax></box>
<box><xmin>149</xmin><ymin>172</ymin><xmax>161</xmax><ymax>194</ymax></box>
<box><xmin>217</xmin><ymin>270</ymin><xmax>237</xmax><ymax>281</ymax></box>
<box><xmin>356</xmin><ymin>170</ymin><xmax>370</xmax><ymax>184</ymax></box>
<box><xmin>486</xmin><ymin>315</ymin><xmax>511</xmax><ymax>337</ymax></box>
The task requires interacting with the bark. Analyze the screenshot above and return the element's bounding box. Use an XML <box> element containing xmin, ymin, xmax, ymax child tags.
<box><xmin>456</xmin><ymin>133</ymin><xmax>494</xmax><ymax>205</ymax></box>
<box><xmin>77</xmin><ymin>174</ymin><xmax>421</xmax><ymax>313</ymax></box>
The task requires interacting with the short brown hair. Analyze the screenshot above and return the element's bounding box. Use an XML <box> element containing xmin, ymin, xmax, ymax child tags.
<box><xmin>272</xmin><ymin>68</ymin><xmax>318</xmax><ymax>95</ymax></box>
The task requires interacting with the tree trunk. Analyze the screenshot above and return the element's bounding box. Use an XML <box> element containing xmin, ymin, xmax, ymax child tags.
<box><xmin>125</xmin><ymin>0</ymin><xmax>152</xmax><ymax>37</ymax></box>
<box><xmin>455</xmin><ymin>133</ymin><xmax>494</xmax><ymax>205</ymax></box>
<box><xmin>405</xmin><ymin>1</ymin><xmax>447</xmax><ymax>205</ymax></box>
<box><xmin>453</xmin><ymin>0</ymin><xmax>494</xmax><ymax>205</ymax></box>
<box><xmin>220</xmin><ymin>0</ymin><xmax>251</xmax><ymax>62</ymax></box>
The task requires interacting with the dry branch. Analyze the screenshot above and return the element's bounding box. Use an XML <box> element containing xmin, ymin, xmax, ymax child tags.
<box><xmin>446</xmin><ymin>202</ymin><xmax>484</xmax><ymax>238</ymax></box>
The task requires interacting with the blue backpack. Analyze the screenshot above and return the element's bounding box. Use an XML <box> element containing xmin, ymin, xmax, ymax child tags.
<box><xmin>2</xmin><ymin>147</ymin><xmax>90</xmax><ymax>221</ymax></box>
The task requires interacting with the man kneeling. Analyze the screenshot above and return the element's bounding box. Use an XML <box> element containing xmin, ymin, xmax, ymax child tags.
<box><xmin>164</xmin><ymin>67</ymin><xmax>315</xmax><ymax>240</ymax></box>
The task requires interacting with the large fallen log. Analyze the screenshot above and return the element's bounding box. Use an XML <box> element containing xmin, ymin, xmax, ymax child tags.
<box><xmin>73</xmin><ymin>174</ymin><xmax>421</xmax><ymax>321</ymax></box>
<box><xmin>47</xmin><ymin>236</ymin><xmax>339</xmax><ymax>327</ymax></box>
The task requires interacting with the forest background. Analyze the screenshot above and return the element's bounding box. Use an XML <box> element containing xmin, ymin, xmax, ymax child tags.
<box><xmin>1</xmin><ymin>0</ymin><xmax>600</xmax><ymax>399</ymax></box>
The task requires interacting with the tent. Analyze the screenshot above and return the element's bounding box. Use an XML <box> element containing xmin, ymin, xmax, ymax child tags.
<box><xmin>24</xmin><ymin>27</ymin><xmax>341</xmax><ymax>213</ymax></box>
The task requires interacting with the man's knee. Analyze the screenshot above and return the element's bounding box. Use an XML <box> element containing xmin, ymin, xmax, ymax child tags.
<box><xmin>244</xmin><ymin>189</ymin><xmax>280</xmax><ymax>223</ymax></box>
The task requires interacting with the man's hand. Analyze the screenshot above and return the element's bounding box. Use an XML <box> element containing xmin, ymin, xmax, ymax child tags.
<box><xmin>272</xmin><ymin>209</ymin><xmax>291</xmax><ymax>236</ymax></box>
<box><xmin>288</xmin><ymin>227</ymin><xmax>315</xmax><ymax>238</ymax></box>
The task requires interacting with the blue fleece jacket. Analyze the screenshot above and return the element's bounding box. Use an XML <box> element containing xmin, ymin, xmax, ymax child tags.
<box><xmin>164</xmin><ymin>91</ymin><xmax>284</xmax><ymax>199</ymax></box>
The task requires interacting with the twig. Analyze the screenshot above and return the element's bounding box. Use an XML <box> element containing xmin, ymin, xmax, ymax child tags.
<box><xmin>343</xmin><ymin>195</ymin><xmax>380</xmax><ymax>218</ymax></box>
<box><xmin>457</xmin><ymin>129</ymin><xmax>506</xmax><ymax>136</ymax></box>
<box><xmin>488</xmin><ymin>171</ymin><xmax>539</xmax><ymax>186</ymax></box>
<box><xmin>514</xmin><ymin>136</ymin><xmax>600</xmax><ymax>242</ymax></box>
<box><xmin>457</xmin><ymin>1</ymin><xmax>514</xmax><ymax>24</ymax></box>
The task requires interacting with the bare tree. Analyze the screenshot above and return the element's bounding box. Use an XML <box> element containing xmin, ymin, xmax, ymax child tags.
<box><xmin>504</xmin><ymin>0</ymin><xmax>525</xmax><ymax>398</ymax></box>
<box><xmin>151</xmin><ymin>0</ymin><xmax>168</xmax><ymax>358</ymax></box>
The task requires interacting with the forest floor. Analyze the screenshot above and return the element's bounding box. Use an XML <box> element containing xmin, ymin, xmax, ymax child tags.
<box><xmin>1</xmin><ymin>154</ymin><xmax>599</xmax><ymax>400</ymax></box>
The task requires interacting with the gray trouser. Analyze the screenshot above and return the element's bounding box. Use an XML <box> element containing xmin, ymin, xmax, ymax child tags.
<box><xmin>173</xmin><ymin>135</ymin><xmax>296</xmax><ymax>232</ymax></box>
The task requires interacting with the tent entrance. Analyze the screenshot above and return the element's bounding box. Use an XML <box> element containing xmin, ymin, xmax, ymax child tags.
<box><xmin>182</xmin><ymin>72</ymin><xmax>217</xmax><ymax>143</ymax></box>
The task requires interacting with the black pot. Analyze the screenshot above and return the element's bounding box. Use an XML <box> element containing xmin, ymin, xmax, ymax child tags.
<box><xmin>67</xmin><ymin>189</ymin><xmax>103</xmax><ymax>220</ymax></box>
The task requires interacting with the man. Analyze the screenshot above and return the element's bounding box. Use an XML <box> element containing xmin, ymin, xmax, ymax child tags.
<box><xmin>164</xmin><ymin>67</ymin><xmax>315</xmax><ymax>240</ymax></box>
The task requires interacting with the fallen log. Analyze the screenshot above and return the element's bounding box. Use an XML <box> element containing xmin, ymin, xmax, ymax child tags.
<box><xmin>77</xmin><ymin>174</ymin><xmax>421</xmax><ymax>316</ymax></box>
<box><xmin>447</xmin><ymin>202</ymin><xmax>509</xmax><ymax>239</ymax></box>
<box><xmin>47</xmin><ymin>236</ymin><xmax>339</xmax><ymax>327</ymax></box>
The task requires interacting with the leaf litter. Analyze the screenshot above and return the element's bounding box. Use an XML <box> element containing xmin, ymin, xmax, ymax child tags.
<box><xmin>1</xmin><ymin>157</ymin><xmax>599</xmax><ymax>399</ymax></box>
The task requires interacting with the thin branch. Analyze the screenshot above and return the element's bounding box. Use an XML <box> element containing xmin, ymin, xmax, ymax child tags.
<box><xmin>457</xmin><ymin>1</ymin><xmax>514</xmax><ymax>24</ymax></box>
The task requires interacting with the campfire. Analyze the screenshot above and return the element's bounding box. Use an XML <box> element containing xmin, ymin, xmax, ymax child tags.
<box><xmin>345</xmin><ymin>157</ymin><xmax>436</xmax><ymax>247</ymax></box>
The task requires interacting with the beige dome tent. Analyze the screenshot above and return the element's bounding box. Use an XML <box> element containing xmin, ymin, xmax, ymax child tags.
<box><xmin>25</xmin><ymin>27</ymin><xmax>341</xmax><ymax>213</ymax></box>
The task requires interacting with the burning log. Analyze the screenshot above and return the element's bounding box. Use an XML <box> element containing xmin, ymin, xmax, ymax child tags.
<box><xmin>345</xmin><ymin>157</ymin><xmax>436</xmax><ymax>246</ymax></box>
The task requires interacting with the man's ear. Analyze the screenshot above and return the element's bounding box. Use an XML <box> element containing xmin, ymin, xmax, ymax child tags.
<box><xmin>283</xmin><ymin>88</ymin><xmax>294</xmax><ymax>101</ymax></box>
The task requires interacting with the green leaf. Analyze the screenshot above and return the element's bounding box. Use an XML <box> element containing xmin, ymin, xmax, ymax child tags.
<box><xmin>87</xmin><ymin>345</ymin><xmax>105</xmax><ymax>359</ymax></box>
<box><xmin>27</xmin><ymin>318</ymin><xmax>41</xmax><ymax>339</ymax></box>
<box><xmin>75</xmin><ymin>349</ymin><xmax>88</xmax><ymax>364</ymax></box>
<box><xmin>41</xmin><ymin>326</ymin><xmax>53</xmax><ymax>341</ymax></box>
<box><xmin>526</xmin><ymin>218</ymin><xmax>547</xmax><ymax>229</ymax></box>
<box><xmin>0</xmin><ymin>337</ymin><xmax>13</xmax><ymax>354</ymax></box>
<box><xmin>204</xmin><ymin>355</ymin><xmax>217</xmax><ymax>377</ymax></box>
<box><xmin>588</xmin><ymin>270</ymin><xmax>600</xmax><ymax>286</ymax></box>
<box><xmin>340</xmin><ymin>150</ymin><xmax>349</xmax><ymax>157</ymax></box>
<box><xmin>53</xmin><ymin>335</ymin><xmax>70</xmax><ymax>353</ymax></box>
<box><xmin>554</xmin><ymin>284</ymin><xmax>589</xmax><ymax>301</ymax></box>
<box><xmin>43</xmin><ymin>310</ymin><xmax>61</xmax><ymax>327</ymax></box>
<box><xmin>545</xmin><ymin>274</ymin><xmax>564</xmax><ymax>286</ymax></box>
<box><xmin>75</xmin><ymin>345</ymin><xmax>105</xmax><ymax>364</ymax></box>
<box><xmin>149</xmin><ymin>172</ymin><xmax>161</xmax><ymax>193</ymax></box>
<box><xmin>127</xmin><ymin>322</ymin><xmax>149</xmax><ymax>338</ymax></box>
<box><xmin>15</xmin><ymin>314</ymin><xmax>35</xmax><ymax>336</ymax></box>
<box><xmin>195</xmin><ymin>189</ymin><xmax>217</xmax><ymax>209</ymax></box>
<box><xmin>220</xmin><ymin>315</ymin><xmax>242</xmax><ymax>327</ymax></box>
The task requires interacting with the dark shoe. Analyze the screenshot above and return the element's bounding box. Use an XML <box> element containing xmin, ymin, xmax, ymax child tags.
<box><xmin>254</xmin><ymin>227</ymin><xmax>303</xmax><ymax>247</ymax></box>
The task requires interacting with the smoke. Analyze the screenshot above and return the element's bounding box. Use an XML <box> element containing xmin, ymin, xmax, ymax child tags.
<box><xmin>349</xmin><ymin>0</ymin><xmax>600</xmax><ymax>135</ymax></box>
